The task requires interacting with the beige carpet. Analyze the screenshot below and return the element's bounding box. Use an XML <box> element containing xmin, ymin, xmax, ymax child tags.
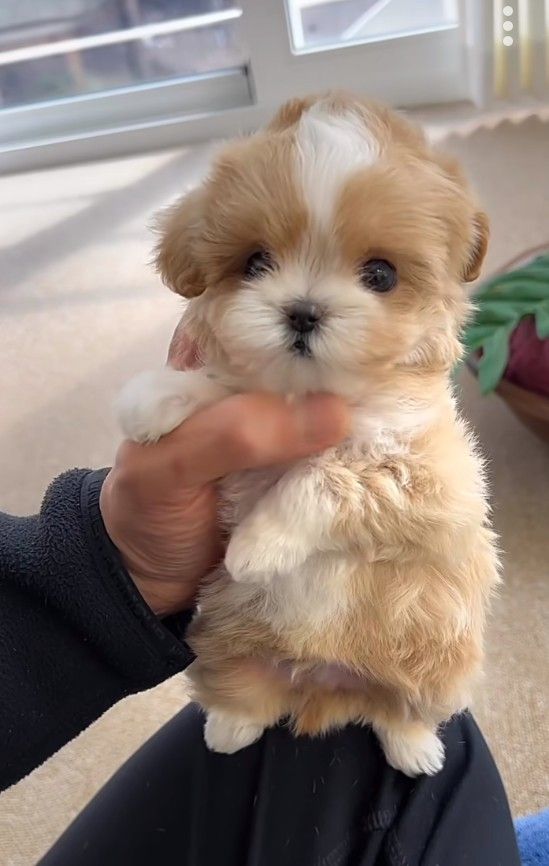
<box><xmin>1</xmin><ymin>115</ymin><xmax>548</xmax><ymax>864</ymax></box>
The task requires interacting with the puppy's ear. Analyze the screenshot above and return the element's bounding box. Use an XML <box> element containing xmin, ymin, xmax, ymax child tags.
<box><xmin>267</xmin><ymin>95</ymin><xmax>319</xmax><ymax>132</ymax></box>
<box><xmin>154</xmin><ymin>188</ymin><xmax>206</xmax><ymax>298</ymax></box>
<box><xmin>433</xmin><ymin>151</ymin><xmax>489</xmax><ymax>283</ymax></box>
<box><xmin>463</xmin><ymin>211</ymin><xmax>489</xmax><ymax>282</ymax></box>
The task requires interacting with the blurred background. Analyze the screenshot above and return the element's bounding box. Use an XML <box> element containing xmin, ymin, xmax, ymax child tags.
<box><xmin>0</xmin><ymin>0</ymin><xmax>488</xmax><ymax>170</ymax></box>
<box><xmin>0</xmin><ymin>2</ymin><xmax>548</xmax><ymax>864</ymax></box>
<box><xmin>0</xmin><ymin>0</ymin><xmax>247</xmax><ymax>108</ymax></box>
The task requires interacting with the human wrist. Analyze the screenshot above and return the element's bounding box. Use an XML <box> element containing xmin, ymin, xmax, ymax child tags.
<box><xmin>128</xmin><ymin>570</ymin><xmax>195</xmax><ymax>618</ymax></box>
<box><xmin>98</xmin><ymin>473</ymin><xmax>192</xmax><ymax>617</ymax></box>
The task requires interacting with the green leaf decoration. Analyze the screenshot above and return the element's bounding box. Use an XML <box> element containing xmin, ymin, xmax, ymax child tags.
<box><xmin>477</xmin><ymin>326</ymin><xmax>513</xmax><ymax>394</ymax></box>
<box><xmin>463</xmin><ymin>254</ymin><xmax>549</xmax><ymax>392</ymax></box>
<box><xmin>535</xmin><ymin>299</ymin><xmax>549</xmax><ymax>339</ymax></box>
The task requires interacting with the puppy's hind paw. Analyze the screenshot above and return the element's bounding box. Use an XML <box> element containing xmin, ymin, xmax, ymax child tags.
<box><xmin>116</xmin><ymin>369</ymin><xmax>194</xmax><ymax>444</ymax></box>
<box><xmin>204</xmin><ymin>711</ymin><xmax>264</xmax><ymax>754</ymax></box>
<box><xmin>376</xmin><ymin>723</ymin><xmax>445</xmax><ymax>777</ymax></box>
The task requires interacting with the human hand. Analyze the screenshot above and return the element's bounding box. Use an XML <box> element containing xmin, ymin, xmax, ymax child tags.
<box><xmin>100</xmin><ymin>323</ymin><xmax>350</xmax><ymax>617</ymax></box>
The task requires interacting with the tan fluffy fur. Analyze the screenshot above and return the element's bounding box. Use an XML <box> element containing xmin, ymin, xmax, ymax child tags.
<box><xmin>126</xmin><ymin>93</ymin><xmax>499</xmax><ymax>774</ymax></box>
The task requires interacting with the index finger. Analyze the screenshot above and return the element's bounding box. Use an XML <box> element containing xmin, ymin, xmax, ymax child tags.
<box><xmin>122</xmin><ymin>391</ymin><xmax>350</xmax><ymax>489</ymax></box>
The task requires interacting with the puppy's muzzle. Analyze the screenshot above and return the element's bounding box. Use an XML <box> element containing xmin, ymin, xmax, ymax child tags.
<box><xmin>285</xmin><ymin>301</ymin><xmax>323</xmax><ymax>357</ymax></box>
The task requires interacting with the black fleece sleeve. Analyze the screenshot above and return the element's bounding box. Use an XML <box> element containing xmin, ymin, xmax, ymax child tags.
<box><xmin>0</xmin><ymin>469</ymin><xmax>194</xmax><ymax>792</ymax></box>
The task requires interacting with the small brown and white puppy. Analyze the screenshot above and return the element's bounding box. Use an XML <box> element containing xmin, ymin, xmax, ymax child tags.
<box><xmin>118</xmin><ymin>93</ymin><xmax>500</xmax><ymax>776</ymax></box>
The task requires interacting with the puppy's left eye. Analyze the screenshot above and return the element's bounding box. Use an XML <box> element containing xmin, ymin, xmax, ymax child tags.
<box><xmin>244</xmin><ymin>249</ymin><xmax>274</xmax><ymax>279</ymax></box>
<box><xmin>359</xmin><ymin>259</ymin><xmax>397</xmax><ymax>293</ymax></box>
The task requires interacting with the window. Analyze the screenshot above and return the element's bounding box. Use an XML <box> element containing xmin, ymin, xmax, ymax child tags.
<box><xmin>0</xmin><ymin>1</ymin><xmax>490</xmax><ymax>172</ymax></box>
<box><xmin>286</xmin><ymin>0</ymin><xmax>458</xmax><ymax>52</ymax></box>
<box><xmin>0</xmin><ymin>2</ymin><xmax>247</xmax><ymax>109</ymax></box>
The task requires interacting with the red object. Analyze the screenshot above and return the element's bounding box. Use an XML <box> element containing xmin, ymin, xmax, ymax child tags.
<box><xmin>504</xmin><ymin>316</ymin><xmax>549</xmax><ymax>398</ymax></box>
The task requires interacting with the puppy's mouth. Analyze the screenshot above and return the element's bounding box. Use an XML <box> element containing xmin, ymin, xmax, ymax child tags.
<box><xmin>291</xmin><ymin>336</ymin><xmax>313</xmax><ymax>358</ymax></box>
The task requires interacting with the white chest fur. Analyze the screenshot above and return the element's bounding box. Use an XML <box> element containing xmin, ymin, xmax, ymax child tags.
<box><xmin>219</xmin><ymin>455</ymin><xmax>359</xmax><ymax>631</ymax></box>
<box><xmin>217</xmin><ymin>402</ymin><xmax>432</xmax><ymax>632</ymax></box>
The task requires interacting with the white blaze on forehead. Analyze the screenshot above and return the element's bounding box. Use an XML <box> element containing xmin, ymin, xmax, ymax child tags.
<box><xmin>295</xmin><ymin>102</ymin><xmax>379</xmax><ymax>231</ymax></box>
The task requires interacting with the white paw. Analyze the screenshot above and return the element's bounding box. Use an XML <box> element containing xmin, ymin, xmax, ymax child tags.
<box><xmin>224</xmin><ymin>533</ymin><xmax>272</xmax><ymax>585</ymax></box>
<box><xmin>204</xmin><ymin>711</ymin><xmax>264</xmax><ymax>754</ymax></box>
<box><xmin>225</xmin><ymin>518</ymin><xmax>308</xmax><ymax>584</ymax></box>
<box><xmin>116</xmin><ymin>369</ymin><xmax>197</xmax><ymax>443</ymax></box>
<box><xmin>377</xmin><ymin>725</ymin><xmax>445</xmax><ymax>777</ymax></box>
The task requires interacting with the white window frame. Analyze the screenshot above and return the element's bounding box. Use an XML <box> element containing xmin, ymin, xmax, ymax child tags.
<box><xmin>244</xmin><ymin>0</ymin><xmax>468</xmax><ymax>109</ymax></box>
<box><xmin>1</xmin><ymin>0</ymin><xmax>487</xmax><ymax>173</ymax></box>
<box><xmin>1</xmin><ymin>70</ymin><xmax>251</xmax><ymax>150</ymax></box>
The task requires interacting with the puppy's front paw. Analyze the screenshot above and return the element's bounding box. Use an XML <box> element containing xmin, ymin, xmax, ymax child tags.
<box><xmin>116</xmin><ymin>369</ymin><xmax>198</xmax><ymax>443</ymax></box>
<box><xmin>225</xmin><ymin>519</ymin><xmax>307</xmax><ymax>584</ymax></box>
<box><xmin>204</xmin><ymin>711</ymin><xmax>264</xmax><ymax>754</ymax></box>
<box><xmin>376</xmin><ymin>723</ymin><xmax>445</xmax><ymax>777</ymax></box>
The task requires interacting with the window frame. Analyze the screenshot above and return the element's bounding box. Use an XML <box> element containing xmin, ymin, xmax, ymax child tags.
<box><xmin>0</xmin><ymin>0</ymin><xmax>487</xmax><ymax>174</ymax></box>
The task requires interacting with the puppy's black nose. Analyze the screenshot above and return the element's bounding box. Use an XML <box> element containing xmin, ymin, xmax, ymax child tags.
<box><xmin>286</xmin><ymin>301</ymin><xmax>322</xmax><ymax>334</ymax></box>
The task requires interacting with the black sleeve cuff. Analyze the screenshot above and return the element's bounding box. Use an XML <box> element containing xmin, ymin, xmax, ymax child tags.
<box><xmin>80</xmin><ymin>469</ymin><xmax>195</xmax><ymax>682</ymax></box>
<box><xmin>0</xmin><ymin>468</ymin><xmax>196</xmax><ymax>789</ymax></box>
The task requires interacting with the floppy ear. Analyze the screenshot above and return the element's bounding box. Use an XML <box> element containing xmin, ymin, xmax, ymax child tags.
<box><xmin>463</xmin><ymin>211</ymin><xmax>489</xmax><ymax>282</ymax></box>
<box><xmin>432</xmin><ymin>151</ymin><xmax>490</xmax><ymax>284</ymax></box>
<box><xmin>154</xmin><ymin>187</ymin><xmax>206</xmax><ymax>298</ymax></box>
<box><xmin>266</xmin><ymin>95</ymin><xmax>319</xmax><ymax>132</ymax></box>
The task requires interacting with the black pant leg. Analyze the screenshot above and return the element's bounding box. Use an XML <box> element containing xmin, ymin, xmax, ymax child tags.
<box><xmin>389</xmin><ymin>713</ymin><xmax>521</xmax><ymax>865</ymax></box>
<box><xmin>39</xmin><ymin>706</ymin><xmax>520</xmax><ymax>866</ymax></box>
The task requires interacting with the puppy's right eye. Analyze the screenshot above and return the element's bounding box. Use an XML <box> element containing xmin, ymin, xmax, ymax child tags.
<box><xmin>244</xmin><ymin>250</ymin><xmax>274</xmax><ymax>279</ymax></box>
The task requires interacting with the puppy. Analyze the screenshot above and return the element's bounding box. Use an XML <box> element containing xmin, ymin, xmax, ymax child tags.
<box><xmin>118</xmin><ymin>93</ymin><xmax>500</xmax><ymax>776</ymax></box>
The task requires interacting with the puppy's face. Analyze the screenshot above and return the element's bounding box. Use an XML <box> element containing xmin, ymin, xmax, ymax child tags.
<box><xmin>157</xmin><ymin>95</ymin><xmax>488</xmax><ymax>396</ymax></box>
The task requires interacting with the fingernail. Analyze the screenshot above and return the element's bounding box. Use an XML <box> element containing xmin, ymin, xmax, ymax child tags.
<box><xmin>296</xmin><ymin>394</ymin><xmax>350</xmax><ymax>449</ymax></box>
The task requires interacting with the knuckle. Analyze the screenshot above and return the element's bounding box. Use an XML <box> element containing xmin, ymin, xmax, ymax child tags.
<box><xmin>115</xmin><ymin>438</ymin><xmax>139</xmax><ymax>466</ymax></box>
<box><xmin>112</xmin><ymin>441</ymin><xmax>138</xmax><ymax>475</ymax></box>
<box><xmin>110</xmin><ymin>441</ymin><xmax>151</xmax><ymax>498</ymax></box>
<box><xmin>111</xmin><ymin>465</ymin><xmax>135</xmax><ymax>495</ymax></box>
